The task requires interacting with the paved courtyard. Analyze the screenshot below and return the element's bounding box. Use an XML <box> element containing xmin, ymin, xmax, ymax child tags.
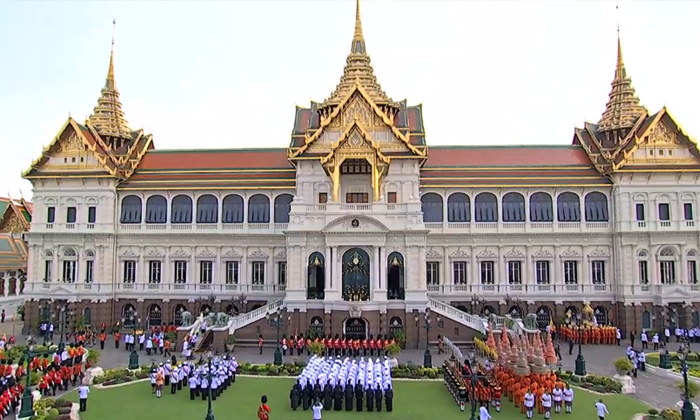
<box><xmin>1</xmin><ymin>319</ymin><xmax>693</xmax><ymax>411</ymax></box>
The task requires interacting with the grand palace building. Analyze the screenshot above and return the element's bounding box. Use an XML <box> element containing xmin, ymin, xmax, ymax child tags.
<box><xmin>18</xmin><ymin>1</ymin><xmax>700</xmax><ymax>344</ymax></box>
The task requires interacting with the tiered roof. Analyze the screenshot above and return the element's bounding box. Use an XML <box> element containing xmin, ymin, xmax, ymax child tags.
<box><xmin>0</xmin><ymin>196</ymin><xmax>31</xmax><ymax>273</ymax></box>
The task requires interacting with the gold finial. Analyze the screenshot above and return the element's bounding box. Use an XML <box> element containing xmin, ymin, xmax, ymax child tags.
<box><xmin>597</xmin><ymin>4</ymin><xmax>647</xmax><ymax>132</ymax></box>
<box><xmin>320</xmin><ymin>0</ymin><xmax>395</xmax><ymax>110</ymax></box>
<box><xmin>87</xmin><ymin>19</ymin><xmax>132</xmax><ymax>140</ymax></box>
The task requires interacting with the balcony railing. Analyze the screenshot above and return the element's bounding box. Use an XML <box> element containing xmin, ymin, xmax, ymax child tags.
<box><xmin>427</xmin><ymin>283</ymin><xmax>700</xmax><ymax>299</ymax></box>
<box><xmin>118</xmin><ymin>223</ymin><xmax>289</xmax><ymax>234</ymax></box>
<box><xmin>424</xmin><ymin>221</ymin><xmax>611</xmax><ymax>234</ymax></box>
<box><xmin>23</xmin><ymin>281</ymin><xmax>286</xmax><ymax>296</ymax></box>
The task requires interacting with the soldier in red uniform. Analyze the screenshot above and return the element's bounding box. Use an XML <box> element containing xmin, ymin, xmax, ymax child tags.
<box><xmin>340</xmin><ymin>335</ymin><xmax>347</xmax><ymax>357</ymax></box>
<box><xmin>362</xmin><ymin>336</ymin><xmax>369</xmax><ymax>357</ymax></box>
<box><xmin>369</xmin><ymin>334</ymin><xmax>376</xmax><ymax>356</ymax></box>
<box><xmin>334</xmin><ymin>334</ymin><xmax>341</xmax><ymax>357</ymax></box>
<box><xmin>494</xmin><ymin>386</ymin><xmax>502</xmax><ymax>412</ymax></box>
<box><xmin>39</xmin><ymin>376</ymin><xmax>50</xmax><ymax>396</ymax></box>
<box><xmin>324</xmin><ymin>335</ymin><xmax>332</xmax><ymax>357</ymax></box>
<box><xmin>306</xmin><ymin>336</ymin><xmax>312</xmax><ymax>356</ymax></box>
<box><xmin>296</xmin><ymin>334</ymin><xmax>304</xmax><ymax>356</ymax></box>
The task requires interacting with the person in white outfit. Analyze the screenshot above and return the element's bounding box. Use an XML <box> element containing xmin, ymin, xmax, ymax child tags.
<box><xmin>595</xmin><ymin>399</ymin><xmax>609</xmax><ymax>420</ymax></box>
<box><xmin>524</xmin><ymin>389</ymin><xmax>535</xmax><ymax>419</ymax></box>
<box><xmin>541</xmin><ymin>390</ymin><xmax>553</xmax><ymax>419</ymax></box>
<box><xmin>563</xmin><ymin>384</ymin><xmax>574</xmax><ymax>414</ymax></box>
<box><xmin>312</xmin><ymin>399</ymin><xmax>323</xmax><ymax>420</ymax></box>
<box><xmin>479</xmin><ymin>403</ymin><xmax>492</xmax><ymax>420</ymax></box>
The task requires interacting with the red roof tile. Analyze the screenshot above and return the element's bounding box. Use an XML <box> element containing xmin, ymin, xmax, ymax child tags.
<box><xmin>425</xmin><ymin>146</ymin><xmax>593</xmax><ymax>168</ymax></box>
<box><xmin>136</xmin><ymin>149</ymin><xmax>292</xmax><ymax>171</ymax></box>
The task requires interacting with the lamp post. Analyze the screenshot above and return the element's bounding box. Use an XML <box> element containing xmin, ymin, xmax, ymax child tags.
<box><xmin>657</xmin><ymin>309</ymin><xmax>672</xmax><ymax>369</ymax></box>
<box><xmin>677</xmin><ymin>343</ymin><xmax>696</xmax><ymax>420</ymax></box>
<box><xmin>57</xmin><ymin>304</ymin><xmax>75</xmax><ymax>354</ymax></box>
<box><xmin>266</xmin><ymin>308</ymin><xmax>287</xmax><ymax>366</ymax></box>
<box><xmin>470</xmin><ymin>295</ymin><xmax>485</xmax><ymax>315</ymax></box>
<box><xmin>18</xmin><ymin>335</ymin><xmax>37</xmax><ymax>420</ymax></box>
<box><xmin>227</xmin><ymin>294</ymin><xmax>248</xmax><ymax>315</ymax></box>
<box><xmin>414</xmin><ymin>308</ymin><xmax>438</xmax><ymax>368</ymax></box>
<box><xmin>467</xmin><ymin>351</ymin><xmax>483</xmax><ymax>420</ymax></box>
<box><xmin>122</xmin><ymin>307</ymin><xmax>140</xmax><ymax>331</ymax></box>
<box><xmin>197</xmin><ymin>293</ymin><xmax>217</xmax><ymax>316</ymax></box>
<box><xmin>574</xmin><ymin>313</ymin><xmax>586</xmax><ymax>376</ymax></box>
<box><xmin>204</xmin><ymin>347</ymin><xmax>216</xmax><ymax>420</ymax></box>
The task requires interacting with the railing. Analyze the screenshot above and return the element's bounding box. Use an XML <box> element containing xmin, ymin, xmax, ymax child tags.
<box><xmin>23</xmin><ymin>281</ymin><xmax>285</xmax><ymax>296</ymax></box>
<box><xmin>303</xmin><ymin>203</ymin><xmax>409</xmax><ymax>213</ymax></box>
<box><xmin>427</xmin><ymin>298</ymin><xmax>486</xmax><ymax>334</ymax></box>
<box><xmin>229</xmin><ymin>299</ymin><xmax>284</xmax><ymax>334</ymax></box>
<box><xmin>119</xmin><ymin>223</ymin><xmax>289</xmax><ymax>234</ymax></box>
<box><xmin>423</xmin><ymin>221</ymin><xmax>611</xmax><ymax>233</ymax></box>
<box><xmin>427</xmin><ymin>283</ymin><xmax>700</xmax><ymax>298</ymax></box>
<box><xmin>617</xmin><ymin>220</ymin><xmax>699</xmax><ymax>232</ymax></box>
<box><xmin>37</xmin><ymin>223</ymin><xmax>111</xmax><ymax>232</ymax></box>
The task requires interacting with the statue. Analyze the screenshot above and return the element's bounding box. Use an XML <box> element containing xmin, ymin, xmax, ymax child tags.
<box><xmin>214</xmin><ymin>312</ymin><xmax>230</xmax><ymax>326</ymax></box>
<box><xmin>524</xmin><ymin>313</ymin><xmax>538</xmax><ymax>331</ymax></box>
<box><xmin>179</xmin><ymin>311</ymin><xmax>193</xmax><ymax>326</ymax></box>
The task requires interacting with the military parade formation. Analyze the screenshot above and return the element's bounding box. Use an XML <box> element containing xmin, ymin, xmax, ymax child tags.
<box><xmin>148</xmin><ymin>354</ymin><xmax>238</xmax><ymax>400</ymax></box>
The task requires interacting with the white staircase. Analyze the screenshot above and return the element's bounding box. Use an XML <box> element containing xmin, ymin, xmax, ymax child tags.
<box><xmin>428</xmin><ymin>298</ymin><xmax>486</xmax><ymax>334</ymax></box>
<box><xmin>227</xmin><ymin>299</ymin><xmax>285</xmax><ymax>335</ymax></box>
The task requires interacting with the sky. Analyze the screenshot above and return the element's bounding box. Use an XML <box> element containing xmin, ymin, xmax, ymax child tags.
<box><xmin>1</xmin><ymin>1</ymin><xmax>699</xmax><ymax>200</ymax></box>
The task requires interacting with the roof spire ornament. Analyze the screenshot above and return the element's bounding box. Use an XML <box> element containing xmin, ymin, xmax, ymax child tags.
<box><xmin>87</xmin><ymin>19</ymin><xmax>132</xmax><ymax>139</ymax></box>
<box><xmin>320</xmin><ymin>0</ymin><xmax>395</xmax><ymax>110</ymax></box>
<box><xmin>597</xmin><ymin>6</ymin><xmax>647</xmax><ymax>132</ymax></box>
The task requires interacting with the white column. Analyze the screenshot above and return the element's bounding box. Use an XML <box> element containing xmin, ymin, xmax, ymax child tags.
<box><xmin>139</xmin><ymin>247</ymin><xmax>145</xmax><ymax>284</ymax></box>
<box><xmin>53</xmin><ymin>253</ymin><xmax>59</xmax><ymax>282</ymax></box>
<box><xmin>496</xmin><ymin>246</ymin><xmax>503</xmax><ymax>286</ymax></box>
<box><xmin>190</xmin><ymin>254</ymin><xmax>196</xmax><ymax>288</ymax></box>
<box><xmin>164</xmin><ymin>249</ymin><xmax>170</xmax><ymax>286</ymax></box>
<box><xmin>333</xmin><ymin>247</ymin><xmax>340</xmax><ymax>292</ymax></box>
<box><xmin>324</xmin><ymin>246</ymin><xmax>331</xmax><ymax>289</ymax></box>
<box><xmin>299</xmin><ymin>246</ymin><xmax>307</xmax><ymax>290</ymax></box>
<box><xmin>215</xmin><ymin>247</ymin><xmax>222</xmax><ymax>285</ymax></box>
<box><xmin>373</xmin><ymin>247</ymin><xmax>380</xmax><ymax>290</ymax></box>
<box><xmin>443</xmin><ymin>246</ymin><xmax>450</xmax><ymax>286</ymax></box>
<box><xmin>418</xmin><ymin>247</ymin><xmax>427</xmax><ymax>291</ymax></box>
<box><xmin>241</xmin><ymin>248</ymin><xmax>248</xmax><ymax>287</ymax></box>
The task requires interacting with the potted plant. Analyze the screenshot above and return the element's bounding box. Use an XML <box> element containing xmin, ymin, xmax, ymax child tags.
<box><xmin>392</xmin><ymin>329</ymin><xmax>407</xmax><ymax>349</ymax></box>
<box><xmin>308</xmin><ymin>341</ymin><xmax>324</xmax><ymax>357</ymax></box>
<box><xmin>225</xmin><ymin>334</ymin><xmax>236</xmax><ymax>352</ymax></box>
<box><xmin>648</xmin><ymin>408</ymin><xmax>659</xmax><ymax>418</ymax></box>
<box><xmin>613</xmin><ymin>357</ymin><xmax>634</xmax><ymax>376</ymax></box>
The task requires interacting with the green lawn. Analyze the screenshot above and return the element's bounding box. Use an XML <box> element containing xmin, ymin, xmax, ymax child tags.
<box><xmin>66</xmin><ymin>378</ymin><xmax>650</xmax><ymax>420</ymax></box>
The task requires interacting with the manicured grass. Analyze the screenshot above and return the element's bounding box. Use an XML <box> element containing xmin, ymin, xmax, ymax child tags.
<box><xmin>66</xmin><ymin>377</ymin><xmax>650</xmax><ymax>420</ymax></box>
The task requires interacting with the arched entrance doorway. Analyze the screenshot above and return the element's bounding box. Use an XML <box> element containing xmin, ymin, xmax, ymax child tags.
<box><xmin>342</xmin><ymin>248</ymin><xmax>370</xmax><ymax>301</ymax></box>
<box><xmin>148</xmin><ymin>304</ymin><xmax>162</xmax><ymax>327</ymax></box>
<box><xmin>344</xmin><ymin>318</ymin><xmax>368</xmax><ymax>340</ymax></box>
<box><xmin>387</xmin><ymin>252</ymin><xmax>405</xmax><ymax>300</ymax></box>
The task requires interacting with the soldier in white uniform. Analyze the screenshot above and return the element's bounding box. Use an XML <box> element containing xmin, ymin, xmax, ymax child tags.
<box><xmin>523</xmin><ymin>389</ymin><xmax>535</xmax><ymax>419</ymax></box>
<box><xmin>552</xmin><ymin>385</ymin><xmax>563</xmax><ymax>413</ymax></box>
<box><xmin>563</xmin><ymin>384</ymin><xmax>574</xmax><ymax>414</ymax></box>
<box><xmin>541</xmin><ymin>390</ymin><xmax>552</xmax><ymax>419</ymax></box>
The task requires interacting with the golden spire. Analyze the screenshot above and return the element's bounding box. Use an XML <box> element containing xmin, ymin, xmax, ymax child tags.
<box><xmin>321</xmin><ymin>0</ymin><xmax>394</xmax><ymax>110</ymax></box>
<box><xmin>597</xmin><ymin>20</ymin><xmax>647</xmax><ymax>132</ymax></box>
<box><xmin>87</xmin><ymin>20</ymin><xmax>131</xmax><ymax>139</ymax></box>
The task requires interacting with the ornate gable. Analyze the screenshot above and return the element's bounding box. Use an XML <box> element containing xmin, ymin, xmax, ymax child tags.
<box><xmin>0</xmin><ymin>202</ymin><xmax>29</xmax><ymax>234</ymax></box>
<box><xmin>322</xmin><ymin>215</ymin><xmax>390</xmax><ymax>233</ymax></box>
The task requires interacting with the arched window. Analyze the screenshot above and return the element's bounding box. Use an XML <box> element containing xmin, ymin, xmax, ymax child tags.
<box><xmin>447</xmin><ymin>193</ymin><xmax>470</xmax><ymax>223</ymax></box>
<box><xmin>309</xmin><ymin>316</ymin><xmax>324</xmax><ymax>338</ymax></box>
<box><xmin>307</xmin><ymin>252</ymin><xmax>325</xmax><ymax>300</ymax></box>
<box><xmin>248</xmin><ymin>194</ymin><xmax>270</xmax><ymax>224</ymax></box>
<box><xmin>693</xmin><ymin>311</ymin><xmax>700</xmax><ymax>328</ymax></box>
<box><xmin>121</xmin><ymin>304</ymin><xmax>137</xmax><ymax>328</ymax></box>
<box><xmin>421</xmin><ymin>193</ymin><xmax>443</xmax><ymax>223</ymax></box>
<box><xmin>145</xmin><ymin>195</ymin><xmax>167</xmax><ymax>224</ymax></box>
<box><xmin>474</xmin><ymin>192</ymin><xmax>498</xmax><ymax>222</ymax></box>
<box><xmin>557</xmin><ymin>192</ymin><xmax>581</xmax><ymax>222</ymax></box>
<box><xmin>82</xmin><ymin>307</ymin><xmax>92</xmax><ymax>326</ymax></box>
<box><xmin>536</xmin><ymin>306</ymin><xmax>551</xmax><ymax>331</ymax></box>
<box><xmin>529</xmin><ymin>192</ymin><xmax>553</xmax><ymax>222</ymax></box>
<box><xmin>585</xmin><ymin>192</ymin><xmax>609</xmax><ymax>222</ymax></box>
<box><xmin>63</xmin><ymin>248</ymin><xmax>77</xmax><ymax>258</ymax></box>
<box><xmin>659</xmin><ymin>246</ymin><xmax>677</xmax><ymax>284</ymax></box>
<box><xmin>196</xmin><ymin>195</ymin><xmax>218</xmax><ymax>224</ymax></box>
<box><xmin>502</xmin><ymin>192</ymin><xmax>525</xmax><ymax>222</ymax></box>
<box><xmin>120</xmin><ymin>195</ymin><xmax>142</xmax><ymax>224</ymax></box>
<box><xmin>222</xmin><ymin>194</ymin><xmax>244</xmax><ymax>224</ymax></box>
<box><xmin>482</xmin><ymin>305</ymin><xmax>497</xmax><ymax>316</ymax></box>
<box><xmin>508</xmin><ymin>305</ymin><xmax>523</xmax><ymax>318</ymax></box>
<box><xmin>171</xmin><ymin>195</ymin><xmax>193</xmax><ymax>224</ymax></box>
<box><xmin>565</xmin><ymin>305</ymin><xmax>579</xmax><ymax>321</ymax></box>
<box><xmin>173</xmin><ymin>304</ymin><xmax>187</xmax><ymax>325</ymax></box>
<box><xmin>389</xmin><ymin>317</ymin><xmax>404</xmax><ymax>337</ymax></box>
<box><xmin>274</xmin><ymin>194</ymin><xmax>293</xmax><ymax>224</ymax></box>
<box><xmin>148</xmin><ymin>304</ymin><xmax>162</xmax><ymax>327</ymax></box>
<box><xmin>594</xmin><ymin>306</ymin><xmax>608</xmax><ymax>325</ymax></box>
<box><xmin>641</xmin><ymin>310</ymin><xmax>651</xmax><ymax>330</ymax></box>
<box><xmin>387</xmin><ymin>252</ymin><xmax>405</xmax><ymax>300</ymax></box>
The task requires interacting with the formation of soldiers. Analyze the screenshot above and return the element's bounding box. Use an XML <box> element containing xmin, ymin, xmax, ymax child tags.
<box><xmin>148</xmin><ymin>354</ymin><xmax>238</xmax><ymax>400</ymax></box>
<box><xmin>290</xmin><ymin>356</ymin><xmax>394</xmax><ymax>413</ymax></box>
<box><xmin>36</xmin><ymin>345</ymin><xmax>87</xmax><ymax>396</ymax></box>
<box><xmin>281</xmin><ymin>334</ymin><xmax>396</xmax><ymax>358</ymax></box>
<box><xmin>0</xmin><ymin>361</ymin><xmax>25</xmax><ymax>418</ymax></box>
<box><xmin>557</xmin><ymin>325</ymin><xmax>618</xmax><ymax>345</ymax></box>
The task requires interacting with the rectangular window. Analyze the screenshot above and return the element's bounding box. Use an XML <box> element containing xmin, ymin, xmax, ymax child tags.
<box><xmin>200</xmin><ymin>261</ymin><xmax>213</xmax><ymax>284</ymax></box>
<box><xmin>689</xmin><ymin>261</ymin><xmax>698</xmax><ymax>284</ymax></box>
<box><xmin>47</xmin><ymin>207</ymin><xmax>55</xmax><ymax>224</ymax></box>
<box><xmin>660</xmin><ymin>261</ymin><xmax>676</xmax><ymax>284</ymax></box>
<box><xmin>591</xmin><ymin>260</ymin><xmax>606</xmax><ymax>284</ymax></box>
<box><xmin>480</xmin><ymin>261</ymin><xmax>494</xmax><ymax>284</ymax></box>
<box><xmin>87</xmin><ymin>206</ymin><xmax>96</xmax><ymax>223</ymax></box>
<box><xmin>684</xmin><ymin>203</ymin><xmax>694</xmax><ymax>221</ymax></box>
<box><xmin>639</xmin><ymin>260</ymin><xmax>649</xmax><ymax>284</ymax></box>
<box><xmin>44</xmin><ymin>260</ymin><xmax>52</xmax><ymax>282</ymax></box>
<box><xmin>149</xmin><ymin>261</ymin><xmax>162</xmax><ymax>284</ymax></box>
<box><xmin>318</xmin><ymin>193</ymin><xmax>328</xmax><ymax>204</ymax></box>
<box><xmin>66</xmin><ymin>207</ymin><xmax>77</xmax><ymax>223</ymax></box>
<box><xmin>85</xmin><ymin>260</ymin><xmax>94</xmax><ymax>283</ymax></box>
<box><xmin>426</xmin><ymin>262</ymin><xmax>440</xmax><ymax>286</ymax></box>
<box><xmin>62</xmin><ymin>260</ymin><xmax>77</xmax><ymax>283</ymax></box>
<box><xmin>123</xmin><ymin>260</ymin><xmax>136</xmax><ymax>283</ymax></box>
<box><xmin>174</xmin><ymin>261</ymin><xmax>187</xmax><ymax>284</ymax></box>
<box><xmin>387</xmin><ymin>192</ymin><xmax>397</xmax><ymax>203</ymax></box>
<box><xmin>252</xmin><ymin>262</ymin><xmax>265</xmax><ymax>284</ymax></box>
<box><xmin>658</xmin><ymin>203</ymin><xmax>670</xmax><ymax>221</ymax></box>
<box><xmin>225</xmin><ymin>261</ymin><xmax>239</xmax><ymax>284</ymax></box>
<box><xmin>452</xmin><ymin>261</ymin><xmax>467</xmax><ymax>285</ymax></box>
<box><xmin>346</xmin><ymin>193</ymin><xmax>369</xmax><ymax>204</ymax></box>
<box><xmin>278</xmin><ymin>262</ymin><xmax>287</xmax><ymax>286</ymax></box>
<box><xmin>635</xmin><ymin>203</ymin><xmax>645</xmax><ymax>221</ymax></box>
<box><xmin>507</xmin><ymin>261</ymin><xmax>521</xmax><ymax>284</ymax></box>
<box><xmin>563</xmin><ymin>260</ymin><xmax>578</xmax><ymax>284</ymax></box>
<box><xmin>535</xmin><ymin>261</ymin><xmax>550</xmax><ymax>284</ymax></box>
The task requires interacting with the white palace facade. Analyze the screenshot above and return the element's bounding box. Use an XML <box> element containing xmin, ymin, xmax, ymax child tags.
<box><xmin>19</xmin><ymin>1</ymin><xmax>700</xmax><ymax>343</ymax></box>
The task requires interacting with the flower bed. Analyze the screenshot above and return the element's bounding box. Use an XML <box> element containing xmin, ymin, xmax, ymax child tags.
<box><xmin>93</xmin><ymin>368</ymin><xmax>149</xmax><ymax>386</ymax></box>
<box><xmin>646</xmin><ymin>352</ymin><xmax>700</xmax><ymax>378</ymax></box>
<box><xmin>31</xmin><ymin>397</ymin><xmax>74</xmax><ymax>420</ymax></box>
<box><xmin>556</xmin><ymin>371</ymin><xmax>622</xmax><ymax>394</ymax></box>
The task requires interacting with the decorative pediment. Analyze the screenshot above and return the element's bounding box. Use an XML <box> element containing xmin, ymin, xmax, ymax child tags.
<box><xmin>560</xmin><ymin>249</ymin><xmax>581</xmax><ymax>258</ymax></box>
<box><xmin>49</xmin><ymin>285</ymin><xmax>76</xmax><ymax>296</ymax></box>
<box><xmin>275</xmin><ymin>250</ymin><xmax>287</xmax><ymax>260</ymax></box>
<box><xmin>426</xmin><ymin>249</ymin><xmax>443</xmax><ymax>259</ymax></box>
<box><xmin>477</xmin><ymin>249</ymin><xmax>497</xmax><ymax>259</ymax></box>
<box><xmin>222</xmin><ymin>248</ymin><xmax>241</xmax><ymax>258</ymax></box>
<box><xmin>249</xmin><ymin>249</ymin><xmax>268</xmax><ymax>259</ymax></box>
<box><xmin>588</xmin><ymin>248</ymin><xmax>610</xmax><ymax>258</ymax></box>
<box><xmin>119</xmin><ymin>247</ymin><xmax>137</xmax><ymax>258</ymax></box>
<box><xmin>531</xmin><ymin>249</ymin><xmax>553</xmax><ymax>259</ymax></box>
<box><xmin>171</xmin><ymin>248</ymin><xmax>189</xmax><ymax>258</ymax></box>
<box><xmin>322</xmin><ymin>215</ymin><xmax>389</xmax><ymax>233</ymax></box>
<box><xmin>197</xmin><ymin>248</ymin><xmax>216</xmax><ymax>259</ymax></box>
<box><xmin>451</xmin><ymin>250</ymin><xmax>469</xmax><ymax>259</ymax></box>
<box><xmin>146</xmin><ymin>248</ymin><xmax>163</xmax><ymax>258</ymax></box>
<box><xmin>504</xmin><ymin>249</ymin><xmax>525</xmax><ymax>259</ymax></box>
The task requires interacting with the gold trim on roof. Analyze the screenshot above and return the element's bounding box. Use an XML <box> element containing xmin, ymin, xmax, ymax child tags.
<box><xmin>597</xmin><ymin>34</ymin><xmax>647</xmax><ymax>132</ymax></box>
<box><xmin>86</xmin><ymin>41</ymin><xmax>132</xmax><ymax>139</ymax></box>
<box><xmin>319</xmin><ymin>0</ymin><xmax>395</xmax><ymax>111</ymax></box>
